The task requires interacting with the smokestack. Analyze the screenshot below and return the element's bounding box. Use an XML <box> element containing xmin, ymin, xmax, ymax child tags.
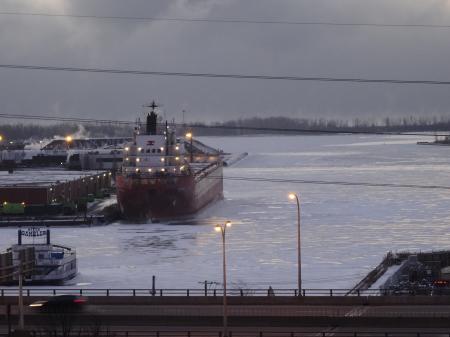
<box><xmin>146</xmin><ymin>111</ymin><xmax>157</xmax><ymax>135</ymax></box>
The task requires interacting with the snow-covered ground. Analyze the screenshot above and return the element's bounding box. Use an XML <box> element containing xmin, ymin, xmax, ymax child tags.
<box><xmin>1</xmin><ymin>134</ymin><xmax>450</xmax><ymax>290</ymax></box>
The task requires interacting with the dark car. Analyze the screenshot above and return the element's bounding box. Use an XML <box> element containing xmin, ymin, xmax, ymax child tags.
<box><xmin>29</xmin><ymin>295</ymin><xmax>87</xmax><ymax>313</ymax></box>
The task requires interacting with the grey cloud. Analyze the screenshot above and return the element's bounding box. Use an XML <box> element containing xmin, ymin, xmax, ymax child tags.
<box><xmin>1</xmin><ymin>0</ymin><xmax>450</xmax><ymax>123</ymax></box>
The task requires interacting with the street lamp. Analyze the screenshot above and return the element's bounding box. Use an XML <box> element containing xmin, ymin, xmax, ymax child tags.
<box><xmin>288</xmin><ymin>192</ymin><xmax>302</xmax><ymax>295</ymax></box>
<box><xmin>185</xmin><ymin>132</ymin><xmax>193</xmax><ymax>162</ymax></box>
<box><xmin>215</xmin><ymin>220</ymin><xmax>232</xmax><ymax>337</ymax></box>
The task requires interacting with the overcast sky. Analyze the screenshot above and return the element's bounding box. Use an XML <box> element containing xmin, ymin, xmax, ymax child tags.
<box><xmin>1</xmin><ymin>0</ymin><xmax>450</xmax><ymax>123</ymax></box>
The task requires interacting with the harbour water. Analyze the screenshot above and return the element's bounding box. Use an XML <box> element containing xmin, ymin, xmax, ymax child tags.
<box><xmin>1</xmin><ymin>134</ymin><xmax>450</xmax><ymax>290</ymax></box>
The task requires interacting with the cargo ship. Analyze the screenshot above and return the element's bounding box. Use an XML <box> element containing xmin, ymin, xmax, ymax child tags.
<box><xmin>116</xmin><ymin>102</ymin><xmax>223</xmax><ymax>221</ymax></box>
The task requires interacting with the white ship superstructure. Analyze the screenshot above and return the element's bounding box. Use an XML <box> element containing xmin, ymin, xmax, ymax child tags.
<box><xmin>0</xmin><ymin>227</ymin><xmax>77</xmax><ymax>285</ymax></box>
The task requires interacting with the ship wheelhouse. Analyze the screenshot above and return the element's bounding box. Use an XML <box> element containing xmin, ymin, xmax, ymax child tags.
<box><xmin>121</xmin><ymin>104</ymin><xmax>191</xmax><ymax>178</ymax></box>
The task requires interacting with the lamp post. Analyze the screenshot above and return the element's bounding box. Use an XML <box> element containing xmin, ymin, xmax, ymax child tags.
<box><xmin>185</xmin><ymin>132</ymin><xmax>193</xmax><ymax>162</ymax></box>
<box><xmin>288</xmin><ymin>193</ymin><xmax>302</xmax><ymax>295</ymax></box>
<box><xmin>215</xmin><ymin>221</ymin><xmax>232</xmax><ymax>337</ymax></box>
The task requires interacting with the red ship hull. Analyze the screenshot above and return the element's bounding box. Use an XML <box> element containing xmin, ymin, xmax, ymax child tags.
<box><xmin>116</xmin><ymin>164</ymin><xmax>223</xmax><ymax>221</ymax></box>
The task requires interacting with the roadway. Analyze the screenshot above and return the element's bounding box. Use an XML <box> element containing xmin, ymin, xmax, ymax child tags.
<box><xmin>2</xmin><ymin>297</ymin><xmax>450</xmax><ymax>335</ymax></box>
<box><xmin>1</xmin><ymin>304</ymin><xmax>449</xmax><ymax>319</ymax></box>
<box><xmin>1</xmin><ymin>304</ymin><xmax>450</xmax><ymax>329</ymax></box>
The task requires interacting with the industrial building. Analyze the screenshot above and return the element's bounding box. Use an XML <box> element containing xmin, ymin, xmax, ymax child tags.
<box><xmin>0</xmin><ymin>169</ymin><xmax>111</xmax><ymax>215</ymax></box>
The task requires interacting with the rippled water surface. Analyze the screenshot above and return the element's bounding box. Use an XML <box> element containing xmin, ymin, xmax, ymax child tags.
<box><xmin>1</xmin><ymin>134</ymin><xmax>450</xmax><ymax>289</ymax></box>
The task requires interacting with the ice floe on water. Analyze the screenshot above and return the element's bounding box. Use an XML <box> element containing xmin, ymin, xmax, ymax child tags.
<box><xmin>1</xmin><ymin>134</ymin><xmax>450</xmax><ymax>290</ymax></box>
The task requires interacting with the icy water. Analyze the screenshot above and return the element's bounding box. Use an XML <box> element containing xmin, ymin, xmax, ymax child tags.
<box><xmin>2</xmin><ymin>134</ymin><xmax>450</xmax><ymax>290</ymax></box>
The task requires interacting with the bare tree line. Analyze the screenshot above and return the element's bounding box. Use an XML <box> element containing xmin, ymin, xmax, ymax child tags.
<box><xmin>0</xmin><ymin>123</ymin><xmax>133</xmax><ymax>142</ymax></box>
<box><xmin>1</xmin><ymin>115</ymin><xmax>450</xmax><ymax>141</ymax></box>
<box><xmin>191</xmin><ymin>115</ymin><xmax>450</xmax><ymax>135</ymax></box>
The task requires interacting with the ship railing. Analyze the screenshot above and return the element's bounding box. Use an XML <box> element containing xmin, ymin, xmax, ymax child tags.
<box><xmin>0</xmin><ymin>288</ymin><xmax>391</xmax><ymax>297</ymax></box>
<box><xmin>193</xmin><ymin>161</ymin><xmax>221</xmax><ymax>179</ymax></box>
<box><xmin>121</xmin><ymin>167</ymin><xmax>191</xmax><ymax>178</ymax></box>
<box><xmin>125</xmin><ymin>154</ymin><xmax>188</xmax><ymax>158</ymax></box>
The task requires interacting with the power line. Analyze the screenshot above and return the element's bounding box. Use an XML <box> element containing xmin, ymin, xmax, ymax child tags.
<box><xmin>131</xmin><ymin>174</ymin><xmax>450</xmax><ymax>191</ymax></box>
<box><xmin>0</xmin><ymin>113</ymin><xmax>132</xmax><ymax>125</ymax></box>
<box><xmin>0</xmin><ymin>112</ymin><xmax>448</xmax><ymax>137</ymax></box>
<box><xmin>1</xmin><ymin>64</ymin><xmax>450</xmax><ymax>86</ymax></box>
<box><xmin>1</xmin><ymin>11</ymin><xmax>450</xmax><ymax>30</ymax></box>
<box><xmin>217</xmin><ymin>176</ymin><xmax>450</xmax><ymax>191</ymax></box>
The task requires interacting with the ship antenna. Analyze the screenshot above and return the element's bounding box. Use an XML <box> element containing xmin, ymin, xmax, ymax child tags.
<box><xmin>165</xmin><ymin>120</ymin><xmax>169</xmax><ymax>157</ymax></box>
<box><xmin>143</xmin><ymin>100</ymin><xmax>159</xmax><ymax>113</ymax></box>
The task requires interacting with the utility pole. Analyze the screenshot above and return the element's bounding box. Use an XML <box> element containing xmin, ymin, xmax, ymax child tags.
<box><xmin>18</xmin><ymin>262</ymin><xmax>24</xmax><ymax>330</ymax></box>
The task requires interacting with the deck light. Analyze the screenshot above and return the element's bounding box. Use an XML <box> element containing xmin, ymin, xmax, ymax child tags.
<box><xmin>288</xmin><ymin>193</ymin><xmax>296</xmax><ymax>200</ymax></box>
<box><xmin>175</xmin><ymin>146</ymin><xmax>179</xmax><ymax>151</ymax></box>
<box><xmin>148</xmin><ymin>168</ymin><xmax>152</xmax><ymax>172</ymax></box>
<box><xmin>136</xmin><ymin>158</ymin><xmax>140</xmax><ymax>162</ymax></box>
<box><xmin>160</xmin><ymin>158</ymin><xmax>164</xmax><ymax>162</ymax></box>
<box><xmin>161</xmin><ymin>168</ymin><xmax>165</xmax><ymax>172</ymax></box>
<box><xmin>186</xmin><ymin>132</ymin><xmax>194</xmax><ymax>162</ymax></box>
<box><xmin>0</xmin><ymin>135</ymin><xmax>3</xmax><ymax>142</ymax></box>
<box><xmin>125</xmin><ymin>147</ymin><xmax>129</xmax><ymax>151</ymax></box>
<box><xmin>65</xmin><ymin>136</ymin><xmax>73</xmax><ymax>143</ymax></box>
<box><xmin>160</xmin><ymin>147</ymin><xmax>164</xmax><ymax>151</ymax></box>
<box><xmin>175</xmin><ymin>157</ymin><xmax>179</xmax><ymax>161</ymax></box>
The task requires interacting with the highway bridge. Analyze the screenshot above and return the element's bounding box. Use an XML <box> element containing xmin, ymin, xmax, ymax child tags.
<box><xmin>1</xmin><ymin>289</ymin><xmax>450</xmax><ymax>336</ymax></box>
